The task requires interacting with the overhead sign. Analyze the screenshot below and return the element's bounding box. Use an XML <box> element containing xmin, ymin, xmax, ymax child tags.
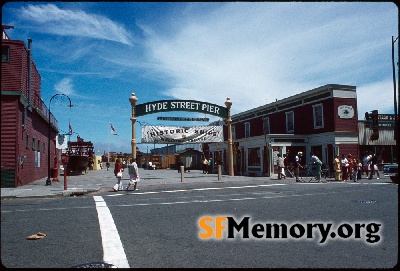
<box><xmin>141</xmin><ymin>125</ymin><xmax>224</xmax><ymax>144</ymax></box>
<box><xmin>157</xmin><ymin>117</ymin><xmax>209</xmax><ymax>121</ymax></box>
<box><xmin>135</xmin><ymin>100</ymin><xmax>228</xmax><ymax>118</ymax></box>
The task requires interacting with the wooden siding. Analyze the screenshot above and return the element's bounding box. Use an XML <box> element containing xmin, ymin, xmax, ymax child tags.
<box><xmin>1</xmin><ymin>37</ymin><xmax>52</xmax><ymax>187</ymax></box>
<box><xmin>1</xmin><ymin>40</ymin><xmax>41</xmax><ymax>107</ymax></box>
<box><xmin>333</xmin><ymin>98</ymin><xmax>358</xmax><ymax>132</ymax></box>
<box><xmin>230</xmin><ymin>97</ymin><xmax>355</xmax><ymax>139</ymax></box>
<box><xmin>1</xmin><ymin>97</ymin><xmax>18</xmax><ymax>169</ymax></box>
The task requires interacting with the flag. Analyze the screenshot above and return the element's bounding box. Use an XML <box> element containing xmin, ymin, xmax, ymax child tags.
<box><xmin>110</xmin><ymin>124</ymin><xmax>119</xmax><ymax>136</ymax></box>
<box><xmin>69</xmin><ymin>123</ymin><xmax>73</xmax><ymax>135</ymax></box>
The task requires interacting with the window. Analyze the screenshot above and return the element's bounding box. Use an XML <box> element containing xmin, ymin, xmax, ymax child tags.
<box><xmin>244</xmin><ymin>122</ymin><xmax>250</xmax><ymax>138</ymax></box>
<box><xmin>32</xmin><ymin>137</ymin><xmax>36</xmax><ymax>150</ymax></box>
<box><xmin>232</xmin><ymin>125</ymin><xmax>236</xmax><ymax>140</ymax></box>
<box><xmin>286</xmin><ymin>111</ymin><xmax>294</xmax><ymax>133</ymax></box>
<box><xmin>2</xmin><ymin>46</ymin><xmax>10</xmax><ymax>62</ymax></box>
<box><xmin>37</xmin><ymin>140</ymin><xmax>41</xmax><ymax>152</ymax></box>
<box><xmin>248</xmin><ymin>147</ymin><xmax>261</xmax><ymax>166</ymax></box>
<box><xmin>263</xmin><ymin>117</ymin><xmax>270</xmax><ymax>135</ymax></box>
<box><xmin>313</xmin><ymin>104</ymin><xmax>324</xmax><ymax>129</ymax></box>
<box><xmin>26</xmin><ymin>134</ymin><xmax>29</xmax><ymax>149</ymax></box>
<box><xmin>43</xmin><ymin>142</ymin><xmax>46</xmax><ymax>153</ymax></box>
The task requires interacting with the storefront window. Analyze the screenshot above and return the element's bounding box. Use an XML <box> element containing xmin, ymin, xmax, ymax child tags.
<box><xmin>248</xmin><ymin>147</ymin><xmax>260</xmax><ymax>166</ymax></box>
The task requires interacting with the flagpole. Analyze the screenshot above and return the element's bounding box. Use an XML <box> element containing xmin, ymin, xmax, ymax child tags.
<box><xmin>108</xmin><ymin>122</ymin><xmax>110</xmax><ymax>163</ymax></box>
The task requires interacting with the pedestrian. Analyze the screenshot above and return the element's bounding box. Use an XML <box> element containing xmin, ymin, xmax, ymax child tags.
<box><xmin>333</xmin><ymin>154</ymin><xmax>341</xmax><ymax>181</ymax></box>
<box><xmin>294</xmin><ymin>152</ymin><xmax>303</xmax><ymax>182</ymax></box>
<box><xmin>98</xmin><ymin>160</ymin><xmax>103</xmax><ymax>170</ymax></box>
<box><xmin>113</xmin><ymin>159</ymin><xmax>124</xmax><ymax>191</ymax></box>
<box><xmin>369</xmin><ymin>153</ymin><xmax>379</xmax><ymax>180</ymax></box>
<box><xmin>351</xmin><ymin>158</ymin><xmax>358</xmax><ymax>182</ymax></box>
<box><xmin>347</xmin><ymin>154</ymin><xmax>353</xmax><ymax>180</ymax></box>
<box><xmin>106</xmin><ymin>162</ymin><xmax>110</xmax><ymax>171</ymax></box>
<box><xmin>208</xmin><ymin>157</ymin><xmax>213</xmax><ymax>174</ymax></box>
<box><xmin>283</xmin><ymin>154</ymin><xmax>289</xmax><ymax>177</ymax></box>
<box><xmin>310</xmin><ymin>152</ymin><xmax>322</xmax><ymax>182</ymax></box>
<box><xmin>126</xmin><ymin>158</ymin><xmax>140</xmax><ymax>191</ymax></box>
<box><xmin>357</xmin><ymin>159</ymin><xmax>362</xmax><ymax>181</ymax></box>
<box><xmin>202</xmin><ymin>157</ymin><xmax>209</xmax><ymax>174</ymax></box>
<box><xmin>340</xmin><ymin>154</ymin><xmax>349</xmax><ymax>181</ymax></box>
<box><xmin>277</xmin><ymin>154</ymin><xmax>286</xmax><ymax>179</ymax></box>
<box><xmin>362</xmin><ymin>153</ymin><xmax>372</xmax><ymax>177</ymax></box>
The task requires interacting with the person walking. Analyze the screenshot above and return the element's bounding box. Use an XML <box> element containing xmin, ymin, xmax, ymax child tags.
<box><xmin>294</xmin><ymin>152</ymin><xmax>303</xmax><ymax>182</ymax></box>
<box><xmin>113</xmin><ymin>159</ymin><xmax>124</xmax><ymax>191</ymax></box>
<box><xmin>369</xmin><ymin>153</ymin><xmax>379</xmax><ymax>180</ymax></box>
<box><xmin>333</xmin><ymin>154</ymin><xmax>341</xmax><ymax>181</ymax></box>
<box><xmin>202</xmin><ymin>157</ymin><xmax>209</xmax><ymax>174</ymax></box>
<box><xmin>310</xmin><ymin>152</ymin><xmax>322</xmax><ymax>182</ymax></box>
<box><xmin>126</xmin><ymin>158</ymin><xmax>140</xmax><ymax>191</ymax></box>
<box><xmin>362</xmin><ymin>153</ymin><xmax>372</xmax><ymax>177</ymax></box>
<box><xmin>340</xmin><ymin>154</ymin><xmax>349</xmax><ymax>181</ymax></box>
<box><xmin>277</xmin><ymin>154</ymin><xmax>286</xmax><ymax>179</ymax></box>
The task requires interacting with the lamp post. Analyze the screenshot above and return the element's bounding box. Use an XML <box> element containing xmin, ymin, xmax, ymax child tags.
<box><xmin>46</xmin><ymin>94</ymin><xmax>72</xmax><ymax>186</ymax></box>
<box><xmin>392</xmin><ymin>36</ymin><xmax>398</xmax><ymax>163</ymax></box>
<box><xmin>129</xmin><ymin>93</ymin><xmax>138</xmax><ymax>160</ymax></box>
<box><xmin>225</xmin><ymin>97</ymin><xmax>234</xmax><ymax>176</ymax></box>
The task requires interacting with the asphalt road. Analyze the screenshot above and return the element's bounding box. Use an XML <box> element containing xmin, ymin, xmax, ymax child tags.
<box><xmin>1</xmin><ymin>178</ymin><xmax>398</xmax><ymax>268</ymax></box>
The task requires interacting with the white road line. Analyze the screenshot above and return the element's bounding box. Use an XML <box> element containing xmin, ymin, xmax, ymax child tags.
<box><xmin>93</xmin><ymin>196</ymin><xmax>130</xmax><ymax>268</ymax></box>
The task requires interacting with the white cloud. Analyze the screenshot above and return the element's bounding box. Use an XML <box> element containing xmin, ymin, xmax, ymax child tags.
<box><xmin>142</xmin><ymin>2</ymin><xmax>397</xmax><ymax>116</ymax></box>
<box><xmin>54</xmin><ymin>78</ymin><xmax>75</xmax><ymax>96</ymax></box>
<box><xmin>357</xmin><ymin>80</ymin><xmax>397</xmax><ymax>116</ymax></box>
<box><xmin>18</xmin><ymin>4</ymin><xmax>133</xmax><ymax>45</ymax></box>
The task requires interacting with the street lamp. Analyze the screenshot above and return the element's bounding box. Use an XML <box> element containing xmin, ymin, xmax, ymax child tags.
<box><xmin>46</xmin><ymin>94</ymin><xmax>72</xmax><ymax>186</ymax></box>
<box><xmin>129</xmin><ymin>93</ymin><xmax>138</xmax><ymax>160</ymax></box>
<box><xmin>392</xmin><ymin>36</ymin><xmax>398</xmax><ymax>163</ymax></box>
<box><xmin>225</xmin><ymin>97</ymin><xmax>234</xmax><ymax>177</ymax></box>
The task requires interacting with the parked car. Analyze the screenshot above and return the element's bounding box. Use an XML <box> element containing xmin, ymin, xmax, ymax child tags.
<box><xmin>382</xmin><ymin>164</ymin><xmax>398</xmax><ymax>183</ymax></box>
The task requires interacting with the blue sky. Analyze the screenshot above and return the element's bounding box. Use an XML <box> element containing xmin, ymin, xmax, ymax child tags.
<box><xmin>2</xmin><ymin>2</ymin><xmax>398</xmax><ymax>154</ymax></box>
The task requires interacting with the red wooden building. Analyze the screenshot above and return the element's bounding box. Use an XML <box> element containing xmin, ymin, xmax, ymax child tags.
<box><xmin>207</xmin><ymin>84</ymin><xmax>359</xmax><ymax>176</ymax></box>
<box><xmin>1</xmin><ymin>25</ymin><xmax>59</xmax><ymax>187</ymax></box>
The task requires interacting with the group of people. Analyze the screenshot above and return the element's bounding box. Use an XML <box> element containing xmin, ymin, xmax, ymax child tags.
<box><xmin>113</xmin><ymin>158</ymin><xmax>140</xmax><ymax>191</ymax></box>
<box><xmin>333</xmin><ymin>152</ymin><xmax>381</xmax><ymax>182</ymax></box>
<box><xmin>277</xmin><ymin>151</ymin><xmax>322</xmax><ymax>182</ymax></box>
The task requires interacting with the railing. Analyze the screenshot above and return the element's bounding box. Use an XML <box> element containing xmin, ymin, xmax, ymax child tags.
<box><xmin>33</xmin><ymin>93</ymin><xmax>58</xmax><ymax>130</ymax></box>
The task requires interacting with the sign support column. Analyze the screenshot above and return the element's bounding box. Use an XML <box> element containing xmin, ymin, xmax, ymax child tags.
<box><xmin>129</xmin><ymin>93</ymin><xmax>138</xmax><ymax>159</ymax></box>
<box><xmin>225</xmin><ymin>97</ymin><xmax>234</xmax><ymax>177</ymax></box>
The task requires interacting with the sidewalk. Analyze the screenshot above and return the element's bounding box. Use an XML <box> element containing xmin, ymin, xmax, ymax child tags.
<box><xmin>0</xmin><ymin>168</ymin><xmax>246</xmax><ymax>199</ymax></box>
<box><xmin>1</xmin><ymin>168</ymin><xmax>393</xmax><ymax>199</ymax></box>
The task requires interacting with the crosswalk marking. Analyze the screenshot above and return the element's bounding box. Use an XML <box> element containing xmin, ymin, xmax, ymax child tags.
<box><xmin>104</xmin><ymin>182</ymin><xmax>395</xmax><ymax>198</ymax></box>
<box><xmin>93</xmin><ymin>196</ymin><xmax>130</xmax><ymax>268</ymax></box>
<box><xmin>105</xmin><ymin>183</ymin><xmax>288</xmax><ymax>197</ymax></box>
